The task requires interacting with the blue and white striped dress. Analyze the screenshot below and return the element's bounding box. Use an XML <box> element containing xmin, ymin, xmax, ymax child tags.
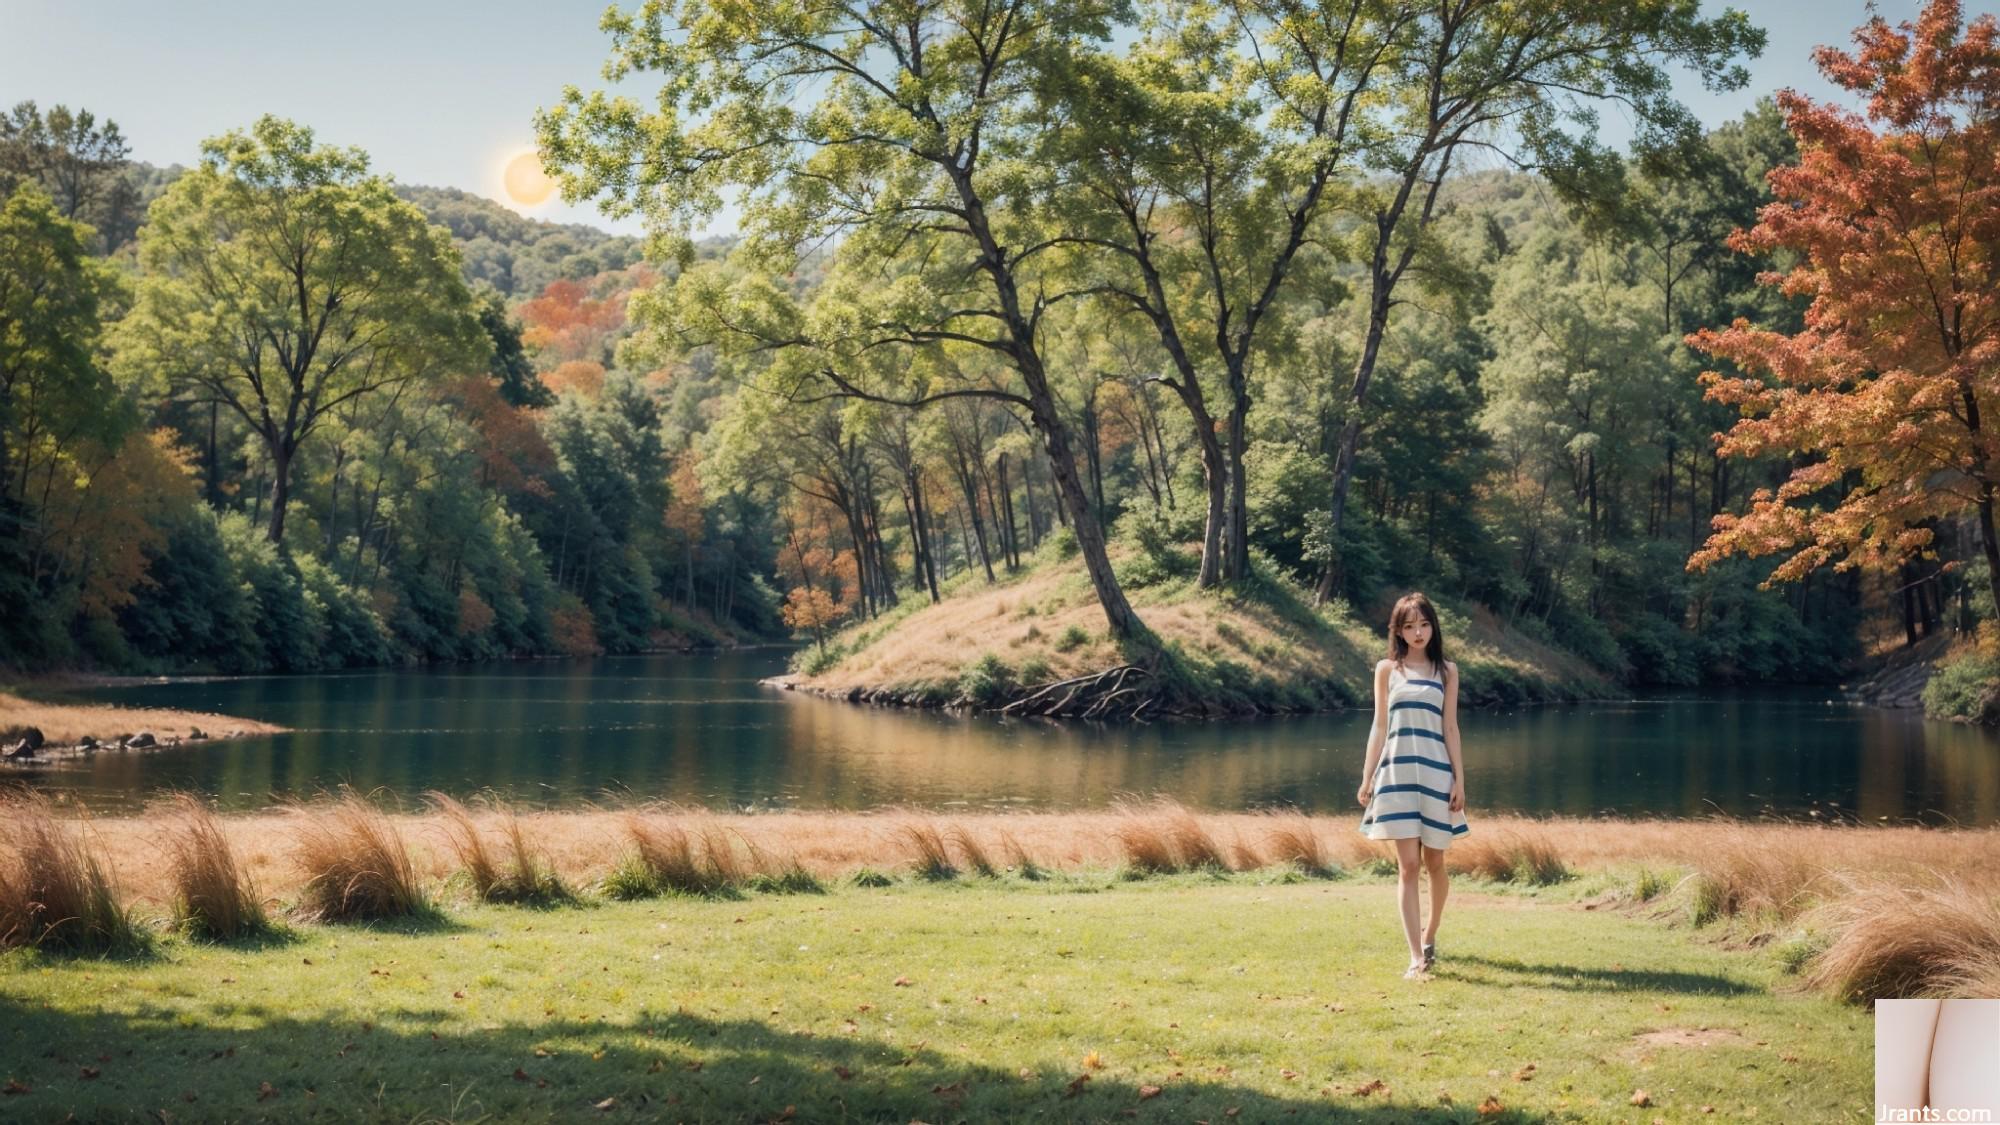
<box><xmin>1359</xmin><ymin>660</ymin><xmax>1469</xmax><ymax>849</ymax></box>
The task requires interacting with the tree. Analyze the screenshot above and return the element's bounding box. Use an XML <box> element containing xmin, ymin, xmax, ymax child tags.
<box><xmin>0</xmin><ymin>101</ymin><xmax>137</xmax><ymax>249</ymax></box>
<box><xmin>0</xmin><ymin>184</ymin><xmax>126</xmax><ymax>652</ymax></box>
<box><xmin>536</xmin><ymin>0</ymin><xmax>1157</xmax><ymax>649</ymax></box>
<box><xmin>1314</xmin><ymin>0</ymin><xmax>1763</xmax><ymax>600</ymax></box>
<box><xmin>118</xmin><ymin>116</ymin><xmax>490</xmax><ymax>544</ymax></box>
<box><xmin>1044</xmin><ymin>0</ymin><xmax>1398</xmax><ymax>587</ymax></box>
<box><xmin>477</xmin><ymin>286</ymin><xmax>553</xmax><ymax>408</ymax></box>
<box><xmin>1687</xmin><ymin>0</ymin><xmax>2000</xmax><ymax>612</ymax></box>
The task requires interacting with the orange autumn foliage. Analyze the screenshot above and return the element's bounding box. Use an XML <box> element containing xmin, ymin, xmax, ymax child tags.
<box><xmin>517</xmin><ymin>277</ymin><xmax>628</xmax><ymax>365</ymax></box>
<box><xmin>451</xmin><ymin>375</ymin><xmax>555</xmax><ymax>499</ymax></box>
<box><xmin>1687</xmin><ymin>0</ymin><xmax>2000</xmax><ymax>590</ymax></box>
<box><xmin>39</xmin><ymin>429</ymin><xmax>199</xmax><ymax>618</ymax></box>
<box><xmin>544</xmin><ymin>360</ymin><xmax>605</xmax><ymax>399</ymax></box>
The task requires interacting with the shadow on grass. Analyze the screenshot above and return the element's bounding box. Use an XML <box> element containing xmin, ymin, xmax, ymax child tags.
<box><xmin>1444</xmin><ymin>952</ymin><xmax>1761</xmax><ymax>996</ymax></box>
<box><xmin>0</xmin><ymin>996</ymin><xmax>1555</xmax><ymax>1123</ymax></box>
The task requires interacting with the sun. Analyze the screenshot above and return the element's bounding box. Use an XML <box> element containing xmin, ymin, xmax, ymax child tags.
<box><xmin>502</xmin><ymin>149</ymin><xmax>556</xmax><ymax>208</ymax></box>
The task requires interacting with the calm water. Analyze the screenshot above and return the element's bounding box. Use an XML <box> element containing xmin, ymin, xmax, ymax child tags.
<box><xmin>13</xmin><ymin>651</ymin><xmax>2000</xmax><ymax>824</ymax></box>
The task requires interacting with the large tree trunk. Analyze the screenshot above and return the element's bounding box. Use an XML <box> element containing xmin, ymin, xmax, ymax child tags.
<box><xmin>1316</xmin><ymin>279</ymin><xmax>1392</xmax><ymax>602</ymax></box>
<box><xmin>267</xmin><ymin>442</ymin><xmax>293</xmax><ymax>545</ymax></box>
<box><xmin>1224</xmin><ymin>370</ymin><xmax>1251</xmax><ymax>581</ymax></box>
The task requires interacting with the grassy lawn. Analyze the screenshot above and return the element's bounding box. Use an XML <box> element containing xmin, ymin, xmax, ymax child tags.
<box><xmin>0</xmin><ymin>872</ymin><xmax>1868</xmax><ymax>1122</ymax></box>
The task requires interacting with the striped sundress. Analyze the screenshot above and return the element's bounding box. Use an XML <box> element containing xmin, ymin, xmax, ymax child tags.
<box><xmin>1359</xmin><ymin>660</ymin><xmax>1469</xmax><ymax>849</ymax></box>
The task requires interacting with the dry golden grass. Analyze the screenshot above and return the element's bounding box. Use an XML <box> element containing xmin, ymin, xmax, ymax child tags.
<box><xmin>1453</xmin><ymin>827</ymin><xmax>1571</xmax><ymax>886</ymax></box>
<box><xmin>160</xmin><ymin>793</ymin><xmax>266</xmax><ymax>940</ymax></box>
<box><xmin>429</xmin><ymin>792</ymin><xmax>571</xmax><ymax>905</ymax></box>
<box><xmin>0</xmin><ymin>691</ymin><xmax>282</xmax><ymax>746</ymax></box>
<box><xmin>1801</xmin><ymin>874</ymin><xmax>2000</xmax><ymax>1002</ymax></box>
<box><xmin>615</xmin><ymin>810</ymin><xmax>750</xmax><ymax>896</ymax></box>
<box><xmin>1259</xmin><ymin>812</ymin><xmax>1333</xmax><ymax>877</ymax></box>
<box><xmin>0</xmin><ymin>790</ymin><xmax>141</xmax><ymax>952</ymax></box>
<box><xmin>897</xmin><ymin>819</ymin><xmax>956</xmax><ymax>880</ymax></box>
<box><xmin>948</xmin><ymin>823</ymin><xmax>999</xmax><ymax>878</ymax></box>
<box><xmin>52</xmin><ymin>805</ymin><xmax>1996</xmax><ymax>908</ymax></box>
<box><xmin>17</xmin><ymin>797</ymin><xmax>2000</xmax><ymax>999</ymax></box>
<box><xmin>287</xmin><ymin>791</ymin><xmax>425</xmax><ymax>921</ymax></box>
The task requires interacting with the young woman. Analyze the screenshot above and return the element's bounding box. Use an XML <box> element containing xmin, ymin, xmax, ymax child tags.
<box><xmin>1355</xmin><ymin>592</ymin><xmax>1469</xmax><ymax>981</ymax></box>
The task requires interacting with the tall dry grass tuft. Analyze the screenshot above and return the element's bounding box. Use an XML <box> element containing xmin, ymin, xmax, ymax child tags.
<box><xmin>615</xmin><ymin>812</ymin><xmax>745</xmax><ymax>897</ymax></box>
<box><xmin>1452</xmin><ymin>827</ymin><xmax>1570</xmax><ymax>886</ymax></box>
<box><xmin>1802</xmin><ymin>875</ymin><xmax>2000</xmax><ymax>1002</ymax></box>
<box><xmin>0</xmin><ymin>789</ymin><xmax>145</xmax><ymax>954</ymax></box>
<box><xmin>1679</xmin><ymin>823</ymin><xmax>1829</xmax><ymax>926</ymax></box>
<box><xmin>1261</xmin><ymin>813</ymin><xmax>1335</xmax><ymax>877</ymax></box>
<box><xmin>289</xmin><ymin>791</ymin><xmax>426</xmax><ymax>922</ymax></box>
<box><xmin>1112</xmin><ymin>800</ymin><xmax>1229</xmax><ymax>874</ymax></box>
<box><xmin>429</xmin><ymin>792</ymin><xmax>572</xmax><ymax>906</ymax></box>
<box><xmin>996</xmin><ymin>829</ymin><xmax>1044</xmax><ymax>879</ymax></box>
<box><xmin>162</xmin><ymin>793</ymin><xmax>267</xmax><ymax>940</ymax></box>
<box><xmin>949</xmin><ymin>824</ymin><xmax>999</xmax><ymax>878</ymax></box>
<box><xmin>898</xmin><ymin>820</ymin><xmax>956</xmax><ymax>880</ymax></box>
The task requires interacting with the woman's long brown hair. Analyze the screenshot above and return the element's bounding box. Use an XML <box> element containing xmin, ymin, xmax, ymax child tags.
<box><xmin>1387</xmin><ymin>591</ymin><xmax>1446</xmax><ymax>674</ymax></box>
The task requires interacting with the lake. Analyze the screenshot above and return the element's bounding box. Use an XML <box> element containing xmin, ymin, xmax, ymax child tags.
<box><xmin>14</xmin><ymin>650</ymin><xmax>2000</xmax><ymax>825</ymax></box>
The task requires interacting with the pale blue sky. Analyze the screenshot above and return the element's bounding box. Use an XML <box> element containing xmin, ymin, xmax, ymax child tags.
<box><xmin>0</xmin><ymin>1</ymin><xmax>1949</xmax><ymax>237</ymax></box>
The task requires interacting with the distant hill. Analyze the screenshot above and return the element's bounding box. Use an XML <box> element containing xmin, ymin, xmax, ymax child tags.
<box><xmin>118</xmin><ymin>163</ymin><xmax>702</xmax><ymax>300</ymax></box>
<box><xmin>392</xmin><ymin>184</ymin><xmax>648</xmax><ymax>299</ymax></box>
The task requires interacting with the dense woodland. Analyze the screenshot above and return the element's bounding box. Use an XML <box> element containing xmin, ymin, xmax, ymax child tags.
<box><xmin>1</xmin><ymin>0</ymin><xmax>1991</xmax><ymax>705</ymax></box>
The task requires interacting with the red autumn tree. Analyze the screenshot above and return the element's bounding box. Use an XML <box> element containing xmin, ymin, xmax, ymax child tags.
<box><xmin>1687</xmin><ymin>0</ymin><xmax>2000</xmax><ymax>611</ymax></box>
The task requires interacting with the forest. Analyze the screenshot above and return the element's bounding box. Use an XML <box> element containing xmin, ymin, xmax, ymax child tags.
<box><xmin>1</xmin><ymin>0</ymin><xmax>1990</xmax><ymax>714</ymax></box>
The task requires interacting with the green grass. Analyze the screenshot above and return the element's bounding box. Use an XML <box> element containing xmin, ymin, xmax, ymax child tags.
<box><xmin>0</xmin><ymin>876</ymin><xmax>1869</xmax><ymax>1122</ymax></box>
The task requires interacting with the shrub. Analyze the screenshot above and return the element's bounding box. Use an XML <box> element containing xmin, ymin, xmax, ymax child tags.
<box><xmin>1261</xmin><ymin>813</ymin><xmax>1337</xmax><ymax>878</ymax></box>
<box><xmin>1017</xmin><ymin>656</ymin><xmax>1052</xmax><ymax>685</ymax></box>
<box><xmin>959</xmin><ymin>652</ymin><xmax>1017</xmax><ymax>707</ymax></box>
<box><xmin>850</xmin><ymin>867</ymin><xmax>895</xmax><ymax>888</ymax></box>
<box><xmin>1922</xmin><ymin>650</ymin><xmax>2000</xmax><ymax>723</ymax></box>
<box><xmin>1054</xmin><ymin>624</ymin><xmax>1090</xmax><ymax>653</ymax></box>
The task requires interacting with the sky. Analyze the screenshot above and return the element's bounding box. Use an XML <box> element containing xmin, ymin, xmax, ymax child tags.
<box><xmin>0</xmin><ymin>0</ymin><xmax>1949</xmax><ymax>239</ymax></box>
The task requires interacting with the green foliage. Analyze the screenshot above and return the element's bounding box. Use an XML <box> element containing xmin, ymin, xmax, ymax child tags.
<box><xmin>959</xmin><ymin>652</ymin><xmax>1018</xmax><ymax>707</ymax></box>
<box><xmin>1112</xmin><ymin>506</ymin><xmax>1198</xmax><ymax>590</ymax></box>
<box><xmin>1054</xmin><ymin>625</ymin><xmax>1090</xmax><ymax>653</ymax></box>
<box><xmin>1922</xmin><ymin>651</ymin><xmax>2000</xmax><ymax>724</ymax></box>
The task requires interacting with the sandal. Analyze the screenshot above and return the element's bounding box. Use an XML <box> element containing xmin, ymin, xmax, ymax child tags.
<box><xmin>1403</xmin><ymin>959</ymin><xmax>1429</xmax><ymax>981</ymax></box>
<box><xmin>1422</xmin><ymin>941</ymin><xmax>1436</xmax><ymax>970</ymax></box>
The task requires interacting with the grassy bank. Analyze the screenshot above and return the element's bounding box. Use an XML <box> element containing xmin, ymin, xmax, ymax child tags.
<box><xmin>2</xmin><ymin>865</ymin><xmax>1875</xmax><ymax>1122</ymax></box>
<box><xmin>776</xmin><ymin>538</ymin><xmax>1616</xmax><ymax>717</ymax></box>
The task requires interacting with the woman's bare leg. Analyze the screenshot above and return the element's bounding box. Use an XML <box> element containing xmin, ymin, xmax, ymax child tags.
<box><xmin>1395</xmin><ymin>838</ymin><xmax>1425</xmax><ymax>964</ymax></box>
<box><xmin>1422</xmin><ymin>844</ymin><xmax>1448</xmax><ymax>946</ymax></box>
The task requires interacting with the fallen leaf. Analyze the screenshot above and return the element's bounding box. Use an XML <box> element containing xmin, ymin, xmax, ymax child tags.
<box><xmin>79</xmin><ymin>1067</ymin><xmax>100</xmax><ymax>1080</ymax></box>
<box><xmin>1703</xmin><ymin>1107</ymin><xmax>1716</xmax><ymax>1114</ymax></box>
<box><xmin>1280</xmin><ymin>1068</ymin><xmax>1299</xmax><ymax>1081</ymax></box>
<box><xmin>893</xmin><ymin>975</ymin><xmax>913</xmax><ymax>987</ymax></box>
<box><xmin>513</xmin><ymin>1069</ymin><xmax>530</xmax><ymax>1082</ymax></box>
<box><xmin>1630</xmin><ymin>1089</ymin><xmax>1652</xmax><ymax>1107</ymax></box>
<box><xmin>686</xmin><ymin>1061</ymin><xmax>703</xmax><ymax>1072</ymax></box>
<box><xmin>647</xmin><ymin>1059</ymin><xmax>663</xmax><ymax>1074</ymax></box>
<box><xmin>1224</xmin><ymin>1108</ymin><xmax>1240</xmax><ymax>1118</ymax></box>
<box><xmin>534</xmin><ymin>1047</ymin><xmax>552</xmax><ymax>1058</ymax></box>
<box><xmin>1478</xmin><ymin>1095</ymin><xmax>1505</xmax><ymax>1116</ymax></box>
<box><xmin>1139</xmin><ymin>1084</ymin><xmax>1162</xmax><ymax>1100</ymax></box>
<box><xmin>1780</xmin><ymin>1053</ymin><xmax>1800</xmax><ymax>1063</ymax></box>
<box><xmin>1083</xmin><ymin>1051</ymin><xmax>1104</xmax><ymax>1070</ymax></box>
<box><xmin>1352</xmin><ymin>1078</ymin><xmax>1387</xmax><ymax>1096</ymax></box>
<box><xmin>771</xmin><ymin>1108</ymin><xmax>795</xmax><ymax>1123</ymax></box>
<box><xmin>834</xmin><ymin>1066</ymin><xmax>853</xmax><ymax>1080</ymax></box>
<box><xmin>594</xmin><ymin>1096</ymin><xmax>616</xmax><ymax>1111</ymax></box>
<box><xmin>3</xmin><ymin>1080</ymin><xmax>27</xmax><ymax>1095</ymax></box>
<box><xmin>1065</xmin><ymin>1074</ymin><xmax>1092</xmax><ymax>1098</ymax></box>
<box><xmin>932</xmin><ymin>1081</ymin><xmax>966</xmax><ymax>1101</ymax></box>
<box><xmin>453</xmin><ymin>990</ymin><xmax>466</xmax><ymax>999</ymax></box>
<box><xmin>748</xmin><ymin>1076</ymin><xmax>760</xmax><ymax>1085</ymax></box>
<box><xmin>257</xmin><ymin>1082</ymin><xmax>277</xmax><ymax>1102</ymax></box>
<box><xmin>1513</xmin><ymin>1063</ymin><xmax>1537</xmax><ymax>1081</ymax></box>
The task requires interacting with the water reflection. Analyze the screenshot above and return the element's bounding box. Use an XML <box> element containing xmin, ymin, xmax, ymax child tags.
<box><xmin>16</xmin><ymin>651</ymin><xmax>1999</xmax><ymax>825</ymax></box>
